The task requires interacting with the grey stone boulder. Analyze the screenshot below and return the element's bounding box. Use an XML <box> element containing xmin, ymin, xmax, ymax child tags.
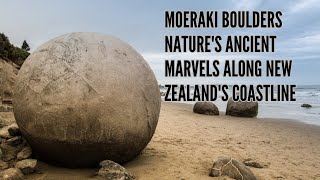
<box><xmin>94</xmin><ymin>160</ymin><xmax>135</xmax><ymax>180</ymax></box>
<box><xmin>17</xmin><ymin>146</ymin><xmax>32</xmax><ymax>160</ymax></box>
<box><xmin>0</xmin><ymin>168</ymin><xmax>24</xmax><ymax>180</ymax></box>
<box><xmin>15</xmin><ymin>159</ymin><xmax>37</xmax><ymax>175</ymax></box>
<box><xmin>226</xmin><ymin>99</ymin><xmax>258</xmax><ymax>117</ymax></box>
<box><xmin>193</xmin><ymin>102</ymin><xmax>219</xmax><ymax>115</ymax></box>
<box><xmin>209</xmin><ymin>156</ymin><xmax>257</xmax><ymax>180</ymax></box>
<box><xmin>1</xmin><ymin>138</ymin><xmax>26</xmax><ymax>162</ymax></box>
<box><xmin>301</xmin><ymin>104</ymin><xmax>312</xmax><ymax>108</ymax></box>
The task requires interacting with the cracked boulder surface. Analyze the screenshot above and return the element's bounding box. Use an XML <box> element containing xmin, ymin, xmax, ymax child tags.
<box><xmin>13</xmin><ymin>32</ymin><xmax>161</xmax><ymax>168</ymax></box>
<box><xmin>209</xmin><ymin>156</ymin><xmax>257</xmax><ymax>180</ymax></box>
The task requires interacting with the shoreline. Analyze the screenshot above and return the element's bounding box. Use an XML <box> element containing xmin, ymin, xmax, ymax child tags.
<box><xmin>20</xmin><ymin>101</ymin><xmax>320</xmax><ymax>179</ymax></box>
<box><xmin>166</xmin><ymin>100</ymin><xmax>320</xmax><ymax>126</ymax></box>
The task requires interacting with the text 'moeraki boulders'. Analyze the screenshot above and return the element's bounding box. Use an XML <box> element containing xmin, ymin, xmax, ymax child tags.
<box><xmin>13</xmin><ymin>32</ymin><xmax>161</xmax><ymax>167</ymax></box>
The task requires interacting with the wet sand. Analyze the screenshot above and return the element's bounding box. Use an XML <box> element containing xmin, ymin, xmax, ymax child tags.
<box><xmin>23</xmin><ymin>102</ymin><xmax>320</xmax><ymax>179</ymax></box>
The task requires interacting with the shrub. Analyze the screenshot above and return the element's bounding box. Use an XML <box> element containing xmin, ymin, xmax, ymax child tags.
<box><xmin>0</xmin><ymin>33</ymin><xmax>30</xmax><ymax>66</ymax></box>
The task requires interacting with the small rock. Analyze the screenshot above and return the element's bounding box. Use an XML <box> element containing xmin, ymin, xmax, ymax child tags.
<box><xmin>0</xmin><ymin>168</ymin><xmax>24</xmax><ymax>180</ymax></box>
<box><xmin>8</xmin><ymin>127</ymin><xmax>21</xmax><ymax>137</ymax></box>
<box><xmin>243</xmin><ymin>159</ymin><xmax>264</xmax><ymax>168</ymax></box>
<box><xmin>0</xmin><ymin>124</ymin><xmax>18</xmax><ymax>139</ymax></box>
<box><xmin>17</xmin><ymin>147</ymin><xmax>32</xmax><ymax>160</ymax></box>
<box><xmin>7</xmin><ymin>137</ymin><xmax>23</xmax><ymax>146</ymax></box>
<box><xmin>0</xmin><ymin>160</ymin><xmax>9</xmax><ymax>170</ymax></box>
<box><xmin>301</xmin><ymin>104</ymin><xmax>312</xmax><ymax>108</ymax></box>
<box><xmin>2</xmin><ymin>154</ymin><xmax>15</xmax><ymax>162</ymax></box>
<box><xmin>95</xmin><ymin>160</ymin><xmax>135</xmax><ymax>180</ymax></box>
<box><xmin>193</xmin><ymin>102</ymin><xmax>219</xmax><ymax>115</ymax></box>
<box><xmin>209</xmin><ymin>156</ymin><xmax>257</xmax><ymax>180</ymax></box>
<box><xmin>15</xmin><ymin>159</ymin><xmax>37</xmax><ymax>175</ymax></box>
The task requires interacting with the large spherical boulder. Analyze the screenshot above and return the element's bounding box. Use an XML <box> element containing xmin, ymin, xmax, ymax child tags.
<box><xmin>13</xmin><ymin>32</ymin><xmax>161</xmax><ymax>167</ymax></box>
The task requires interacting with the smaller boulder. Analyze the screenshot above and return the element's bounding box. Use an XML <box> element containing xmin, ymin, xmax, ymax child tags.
<box><xmin>193</xmin><ymin>102</ymin><xmax>219</xmax><ymax>115</ymax></box>
<box><xmin>209</xmin><ymin>156</ymin><xmax>257</xmax><ymax>180</ymax></box>
<box><xmin>0</xmin><ymin>168</ymin><xmax>24</xmax><ymax>180</ymax></box>
<box><xmin>94</xmin><ymin>160</ymin><xmax>135</xmax><ymax>180</ymax></box>
<box><xmin>243</xmin><ymin>159</ymin><xmax>264</xmax><ymax>168</ymax></box>
<box><xmin>301</xmin><ymin>104</ymin><xmax>312</xmax><ymax>108</ymax></box>
<box><xmin>226</xmin><ymin>99</ymin><xmax>258</xmax><ymax>117</ymax></box>
<box><xmin>15</xmin><ymin>159</ymin><xmax>37</xmax><ymax>175</ymax></box>
<box><xmin>17</xmin><ymin>147</ymin><xmax>32</xmax><ymax>161</ymax></box>
<box><xmin>1</xmin><ymin>138</ymin><xmax>25</xmax><ymax>162</ymax></box>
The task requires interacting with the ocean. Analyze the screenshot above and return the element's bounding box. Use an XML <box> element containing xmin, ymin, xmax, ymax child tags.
<box><xmin>160</xmin><ymin>85</ymin><xmax>320</xmax><ymax>126</ymax></box>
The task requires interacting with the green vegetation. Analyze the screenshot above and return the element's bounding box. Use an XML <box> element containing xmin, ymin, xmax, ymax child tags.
<box><xmin>0</xmin><ymin>33</ymin><xmax>30</xmax><ymax>66</ymax></box>
<box><xmin>21</xmin><ymin>40</ymin><xmax>30</xmax><ymax>51</ymax></box>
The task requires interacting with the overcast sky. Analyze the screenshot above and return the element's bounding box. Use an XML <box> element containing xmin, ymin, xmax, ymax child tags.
<box><xmin>1</xmin><ymin>0</ymin><xmax>320</xmax><ymax>85</ymax></box>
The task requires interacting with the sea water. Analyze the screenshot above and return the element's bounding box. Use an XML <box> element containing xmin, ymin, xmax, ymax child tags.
<box><xmin>160</xmin><ymin>85</ymin><xmax>320</xmax><ymax>126</ymax></box>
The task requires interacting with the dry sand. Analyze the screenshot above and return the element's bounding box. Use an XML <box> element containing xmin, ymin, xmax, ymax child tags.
<box><xmin>21</xmin><ymin>102</ymin><xmax>320</xmax><ymax>179</ymax></box>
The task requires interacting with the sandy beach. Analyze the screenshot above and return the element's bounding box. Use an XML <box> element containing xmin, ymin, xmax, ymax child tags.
<box><xmin>12</xmin><ymin>102</ymin><xmax>319</xmax><ymax>180</ymax></box>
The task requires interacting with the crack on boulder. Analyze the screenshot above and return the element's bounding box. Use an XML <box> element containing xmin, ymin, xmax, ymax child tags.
<box><xmin>231</xmin><ymin>159</ymin><xmax>244</xmax><ymax>180</ymax></box>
